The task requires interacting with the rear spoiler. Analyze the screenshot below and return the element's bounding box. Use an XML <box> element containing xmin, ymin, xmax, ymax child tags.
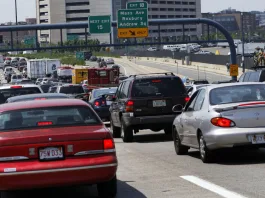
<box><xmin>213</xmin><ymin>102</ymin><xmax>265</xmax><ymax>112</ymax></box>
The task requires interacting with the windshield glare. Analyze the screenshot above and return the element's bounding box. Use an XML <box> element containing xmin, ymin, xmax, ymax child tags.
<box><xmin>0</xmin><ymin>106</ymin><xmax>100</xmax><ymax>131</ymax></box>
<box><xmin>210</xmin><ymin>84</ymin><xmax>265</xmax><ymax>105</ymax></box>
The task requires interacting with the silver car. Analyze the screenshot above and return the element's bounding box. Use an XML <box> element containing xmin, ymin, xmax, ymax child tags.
<box><xmin>186</xmin><ymin>84</ymin><xmax>210</xmax><ymax>97</ymax></box>
<box><xmin>172</xmin><ymin>82</ymin><xmax>265</xmax><ymax>163</ymax></box>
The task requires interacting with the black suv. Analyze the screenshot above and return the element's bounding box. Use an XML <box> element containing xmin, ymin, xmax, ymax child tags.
<box><xmin>109</xmin><ymin>73</ymin><xmax>188</xmax><ymax>142</ymax></box>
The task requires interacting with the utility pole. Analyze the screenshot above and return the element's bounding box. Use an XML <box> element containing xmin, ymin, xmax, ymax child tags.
<box><xmin>241</xmin><ymin>12</ymin><xmax>245</xmax><ymax>73</ymax></box>
<box><xmin>15</xmin><ymin>0</ymin><xmax>19</xmax><ymax>52</ymax></box>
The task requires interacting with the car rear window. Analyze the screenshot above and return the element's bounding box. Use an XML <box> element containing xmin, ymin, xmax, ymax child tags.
<box><xmin>60</xmin><ymin>86</ymin><xmax>84</xmax><ymax>94</ymax></box>
<box><xmin>11</xmin><ymin>96</ymin><xmax>68</xmax><ymax>103</ymax></box>
<box><xmin>0</xmin><ymin>106</ymin><xmax>101</xmax><ymax>131</ymax></box>
<box><xmin>0</xmin><ymin>87</ymin><xmax>41</xmax><ymax>104</ymax></box>
<box><xmin>210</xmin><ymin>84</ymin><xmax>265</xmax><ymax>105</ymax></box>
<box><xmin>93</xmin><ymin>88</ymin><xmax>117</xmax><ymax>98</ymax></box>
<box><xmin>131</xmin><ymin>77</ymin><xmax>186</xmax><ymax>97</ymax></box>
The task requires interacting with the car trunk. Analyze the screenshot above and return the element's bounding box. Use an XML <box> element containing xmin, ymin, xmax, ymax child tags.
<box><xmin>133</xmin><ymin>96</ymin><xmax>186</xmax><ymax>117</ymax></box>
<box><xmin>214</xmin><ymin>102</ymin><xmax>265</xmax><ymax>128</ymax></box>
<box><xmin>131</xmin><ymin>77</ymin><xmax>187</xmax><ymax>117</ymax></box>
<box><xmin>0</xmin><ymin>125</ymin><xmax>109</xmax><ymax>160</ymax></box>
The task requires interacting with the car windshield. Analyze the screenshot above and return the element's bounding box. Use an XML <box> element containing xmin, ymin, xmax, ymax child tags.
<box><xmin>131</xmin><ymin>78</ymin><xmax>186</xmax><ymax>97</ymax></box>
<box><xmin>60</xmin><ymin>86</ymin><xmax>84</xmax><ymax>94</ymax></box>
<box><xmin>93</xmin><ymin>88</ymin><xmax>117</xmax><ymax>98</ymax></box>
<box><xmin>0</xmin><ymin>87</ymin><xmax>41</xmax><ymax>104</ymax></box>
<box><xmin>0</xmin><ymin>106</ymin><xmax>100</xmax><ymax>131</ymax></box>
<box><xmin>210</xmin><ymin>84</ymin><xmax>265</xmax><ymax>105</ymax></box>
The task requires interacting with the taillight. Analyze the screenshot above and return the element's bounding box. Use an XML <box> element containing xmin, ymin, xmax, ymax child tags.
<box><xmin>94</xmin><ymin>101</ymin><xmax>101</xmax><ymax>106</ymax></box>
<box><xmin>185</xmin><ymin>97</ymin><xmax>190</xmax><ymax>102</ymax></box>
<box><xmin>103</xmin><ymin>139</ymin><xmax>115</xmax><ymax>150</ymax></box>
<box><xmin>211</xmin><ymin>117</ymin><xmax>235</xmax><ymax>127</ymax></box>
<box><xmin>37</xmin><ymin>121</ymin><xmax>53</xmax><ymax>126</ymax></box>
<box><xmin>125</xmin><ymin>100</ymin><xmax>134</xmax><ymax>112</ymax></box>
<box><xmin>10</xmin><ymin>85</ymin><xmax>22</xmax><ymax>89</ymax></box>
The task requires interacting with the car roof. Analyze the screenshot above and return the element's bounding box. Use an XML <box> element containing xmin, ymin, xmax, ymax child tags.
<box><xmin>125</xmin><ymin>74</ymin><xmax>180</xmax><ymax>81</ymax></box>
<box><xmin>0</xmin><ymin>99</ymin><xmax>87</xmax><ymax>112</ymax></box>
<box><xmin>7</xmin><ymin>93</ymin><xmax>68</xmax><ymax>102</ymax></box>
<box><xmin>0</xmin><ymin>84</ymin><xmax>41</xmax><ymax>89</ymax></box>
<box><xmin>204</xmin><ymin>82</ymin><xmax>265</xmax><ymax>91</ymax></box>
<box><xmin>94</xmin><ymin>87</ymin><xmax>117</xmax><ymax>91</ymax></box>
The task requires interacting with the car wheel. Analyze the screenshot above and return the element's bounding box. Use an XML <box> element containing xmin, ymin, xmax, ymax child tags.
<box><xmin>173</xmin><ymin>128</ymin><xmax>189</xmax><ymax>155</ymax></box>
<box><xmin>97</xmin><ymin>175</ymin><xmax>117</xmax><ymax>198</ymax></box>
<box><xmin>164</xmin><ymin>127</ymin><xmax>172</xmax><ymax>135</ymax></box>
<box><xmin>199</xmin><ymin>133</ymin><xmax>214</xmax><ymax>163</ymax></box>
<box><xmin>121</xmin><ymin>118</ymin><xmax>133</xmax><ymax>143</ymax></box>
<box><xmin>110</xmin><ymin>117</ymin><xmax>121</xmax><ymax>138</ymax></box>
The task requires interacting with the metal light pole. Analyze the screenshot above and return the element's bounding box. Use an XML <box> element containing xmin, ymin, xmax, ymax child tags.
<box><xmin>15</xmin><ymin>0</ymin><xmax>19</xmax><ymax>51</ymax></box>
<box><xmin>241</xmin><ymin>12</ymin><xmax>245</xmax><ymax>73</ymax></box>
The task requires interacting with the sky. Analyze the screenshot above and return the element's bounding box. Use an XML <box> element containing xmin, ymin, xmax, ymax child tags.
<box><xmin>0</xmin><ymin>0</ymin><xmax>264</xmax><ymax>23</ymax></box>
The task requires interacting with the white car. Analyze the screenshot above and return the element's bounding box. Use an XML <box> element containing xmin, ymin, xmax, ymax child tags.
<box><xmin>40</xmin><ymin>78</ymin><xmax>49</xmax><ymax>85</ymax></box>
<box><xmin>10</xmin><ymin>74</ymin><xmax>23</xmax><ymax>84</ymax></box>
<box><xmin>4</xmin><ymin>67</ymin><xmax>14</xmax><ymax>79</ymax></box>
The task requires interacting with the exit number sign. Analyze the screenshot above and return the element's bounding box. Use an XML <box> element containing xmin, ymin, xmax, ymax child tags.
<box><xmin>88</xmin><ymin>15</ymin><xmax>111</xmax><ymax>34</ymax></box>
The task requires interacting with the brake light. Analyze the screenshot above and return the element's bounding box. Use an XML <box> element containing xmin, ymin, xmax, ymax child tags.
<box><xmin>37</xmin><ymin>121</ymin><xmax>53</xmax><ymax>126</ymax></box>
<box><xmin>152</xmin><ymin>80</ymin><xmax>161</xmax><ymax>83</ymax></box>
<box><xmin>94</xmin><ymin>101</ymin><xmax>101</xmax><ymax>106</ymax></box>
<box><xmin>211</xmin><ymin>117</ymin><xmax>235</xmax><ymax>127</ymax></box>
<box><xmin>126</xmin><ymin>100</ymin><xmax>134</xmax><ymax>112</ymax></box>
<box><xmin>103</xmin><ymin>139</ymin><xmax>115</xmax><ymax>150</ymax></box>
<box><xmin>185</xmin><ymin>97</ymin><xmax>190</xmax><ymax>102</ymax></box>
<box><xmin>10</xmin><ymin>85</ymin><xmax>22</xmax><ymax>89</ymax></box>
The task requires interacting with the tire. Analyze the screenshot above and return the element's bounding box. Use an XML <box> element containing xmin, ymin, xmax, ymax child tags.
<box><xmin>199</xmin><ymin>133</ymin><xmax>214</xmax><ymax>163</ymax></box>
<box><xmin>173</xmin><ymin>128</ymin><xmax>189</xmax><ymax>155</ymax></box>
<box><xmin>97</xmin><ymin>175</ymin><xmax>117</xmax><ymax>198</ymax></box>
<box><xmin>110</xmin><ymin>117</ymin><xmax>121</xmax><ymax>138</ymax></box>
<box><xmin>121</xmin><ymin>118</ymin><xmax>133</xmax><ymax>143</ymax></box>
<box><xmin>164</xmin><ymin>127</ymin><xmax>172</xmax><ymax>135</ymax></box>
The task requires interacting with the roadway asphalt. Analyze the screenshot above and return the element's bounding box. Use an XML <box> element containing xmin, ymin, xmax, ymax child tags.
<box><xmin>4</xmin><ymin>60</ymin><xmax>265</xmax><ymax>198</ymax></box>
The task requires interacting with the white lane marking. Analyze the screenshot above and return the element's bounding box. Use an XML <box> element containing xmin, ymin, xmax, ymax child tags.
<box><xmin>180</xmin><ymin>176</ymin><xmax>247</xmax><ymax>198</ymax></box>
<box><xmin>119</xmin><ymin>63</ymin><xmax>128</xmax><ymax>76</ymax></box>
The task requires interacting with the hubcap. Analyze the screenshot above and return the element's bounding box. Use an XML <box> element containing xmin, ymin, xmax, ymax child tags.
<box><xmin>200</xmin><ymin>137</ymin><xmax>206</xmax><ymax>159</ymax></box>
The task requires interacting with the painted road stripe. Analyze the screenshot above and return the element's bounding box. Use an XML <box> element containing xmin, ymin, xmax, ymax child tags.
<box><xmin>180</xmin><ymin>176</ymin><xmax>247</xmax><ymax>198</ymax></box>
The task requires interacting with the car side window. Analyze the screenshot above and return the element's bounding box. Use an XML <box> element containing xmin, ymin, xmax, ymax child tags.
<box><xmin>248</xmin><ymin>72</ymin><xmax>259</xmax><ymax>82</ymax></box>
<box><xmin>194</xmin><ymin>89</ymin><xmax>206</xmax><ymax>111</ymax></box>
<box><xmin>116</xmin><ymin>83</ymin><xmax>124</xmax><ymax>99</ymax></box>
<box><xmin>120</xmin><ymin>81</ymin><xmax>130</xmax><ymax>99</ymax></box>
<box><xmin>187</xmin><ymin>87</ymin><xmax>193</xmax><ymax>97</ymax></box>
<box><xmin>185</xmin><ymin>90</ymin><xmax>200</xmax><ymax>112</ymax></box>
<box><xmin>243</xmin><ymin>72</ymin><xmax>251</xmax><ymax>82</ymax></box>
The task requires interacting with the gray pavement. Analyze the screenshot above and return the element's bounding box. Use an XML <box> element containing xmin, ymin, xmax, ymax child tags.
<box><xmin>4</xmin><ymin>60</ymin><xmax>265</xmax><ymax>198</ymax></box>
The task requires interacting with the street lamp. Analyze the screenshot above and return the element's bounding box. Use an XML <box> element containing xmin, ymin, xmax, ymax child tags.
<box><xmin>15</xmin><ymin>0</ymin><xmax>19</xmax><ymax>51</ymax></box>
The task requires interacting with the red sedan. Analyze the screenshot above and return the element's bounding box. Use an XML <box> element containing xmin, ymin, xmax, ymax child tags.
<box><xmin>0</xmin><ymin>99</ymin><xmax>117</xmax><ymax>197</ymax></box>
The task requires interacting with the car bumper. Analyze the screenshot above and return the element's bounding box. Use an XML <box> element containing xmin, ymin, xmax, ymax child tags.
<box><xmin>123</xmin><ymin>113</ymin><xmax>176</xmax><ymax>126</ymax></box>
<box><xmin>94</xmin><ymin>107</ymin><xmax>111</xmax><ymax>121</ymax></box>
<box><xmin>205</xmin><ymin>128</ymin><xmax>265</xmax><ymax>150</ymax></box>
<box><xmin>0</xmin><ymin>154</ymin><xmax>117</xmax><ymax>190</ymax></box>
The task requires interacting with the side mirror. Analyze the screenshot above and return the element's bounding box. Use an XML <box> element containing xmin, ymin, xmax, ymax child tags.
<box><xmin>172</xmin><ymin>104</ymin><xmax>184</xmax><ymax>113</ymax></box>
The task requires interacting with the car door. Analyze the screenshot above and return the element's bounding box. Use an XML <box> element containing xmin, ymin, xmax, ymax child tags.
<box><xmin>188</xmin><ymin>89</ymin><xmax>206</xmax><ymax>146</ymax></box>
<box><xmin>179</xmin><ymin>90</ymin><xmax>200</xmax><ymax>145</ymax></box>
<box><xmin>110</xmin><ymin>82</ymin><xmax>124</xmax><ymax>126</ymax></box>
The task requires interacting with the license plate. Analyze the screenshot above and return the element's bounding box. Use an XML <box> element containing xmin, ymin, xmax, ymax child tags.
<box><xmin>39</xmin><ymin>147</ymin><xmax>64</xmax><ymax>160</ymax></box>
<box><xmin>250</xmin><ymin>135</ymin><xmax>265</xmax><ymax>144</ymax></box>
<box><xmin>153</xmin><ymin>100</ymin><xmax>166</xmax><ymax>107</ymax></box>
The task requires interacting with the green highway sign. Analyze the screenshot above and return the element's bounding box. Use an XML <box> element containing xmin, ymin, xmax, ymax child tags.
<box><xmin>24</xmin><ymin>36</ymin><xmax>35</xmax><ymax>45</ymax></box>
<box><xmin>117</xmin><ymin>9</ymin><xmax>148</xmax><ymax>29</ymax></box>
<box><xmin>127</xmin><ymin>1</ymin><xmax>148</xmax><ymax>9</ymax></box>
<box><xmin>76</xmin><ymin>52</ymin><xmax>84</xmax><ymax>60</ymax></box>
<box><xmin>67</xmin><ymin>35</ymin><xmax>79</xmax><ymax>41</ymax></box>
<box><xmin>117</xmin><ymin>9</ymin><xmax>148</xmax><ymax>38</ymax></box>
<box><xmin>89</xmin><ymin>15</ymin><xmax>111</xmax><ymax>34</ymax></box>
